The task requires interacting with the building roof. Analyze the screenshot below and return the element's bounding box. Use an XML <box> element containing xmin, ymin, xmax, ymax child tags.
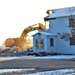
<box><xmin>33</xmin><ymin>31</ymin><xmax>57</xmax><ymax>36</ymax></box>
<box><xmin>46</xmin><ymin>7</ymin><xmax>75</xmax><ymax>19</ymax></box>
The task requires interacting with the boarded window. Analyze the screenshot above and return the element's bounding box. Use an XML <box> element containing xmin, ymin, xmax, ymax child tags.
<box><xmin>70</xmin><ymin>36</ymin><xmax>75</xmax><ymax>45</ymax></box>
<box><xmin>50</xmin><ymin>38</ymin><xmax>54</xmax><ymax>46</ymax></box>
<box><xmin>69</xmin><ymin>18</ymin><xmax>75</xmax><ymax>27</ymax></box>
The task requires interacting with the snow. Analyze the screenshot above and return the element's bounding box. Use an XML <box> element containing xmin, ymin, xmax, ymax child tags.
<box><xmin>23</xmin><ymin>69</ymin><xmax>75</xmax><ymax>75</ymax></box>
<box><xmin>0</xmin><ymin>68</ymin><xmax>35</xmax><ymax>74</ymax></box>
<box><xmin>1</xmin><ymin>55</ymin><xmax>75</xmax><ymax>60</ymax></box>
<box><xmin>47</xmin><ymin>7</ymin><xmax>75</xmax><ymax>18</ymax></box>
<box><xmin>33</xmin><ymin>31</ymin><xmax>57</xmax><ymax>36</ymax></box>
<box><xmin>0</xmin><ymin>57</ymin><xmax>15</xmax><ymax>62</ymax></box>
<box><xmin>20</xmin><ymin>55</ymin><xmax>75</xmax><ymax>59</ymax></box>
<box><xmin>0</xmin><ymin>69</ymin><xmax>75</xmax><ymax>75</ymax></box>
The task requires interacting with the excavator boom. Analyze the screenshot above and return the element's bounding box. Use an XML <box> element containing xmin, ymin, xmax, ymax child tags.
<box><xmin>20</xmin><ymin>23</ymin><xmax>45</xmax><ymax>39</ymax></box>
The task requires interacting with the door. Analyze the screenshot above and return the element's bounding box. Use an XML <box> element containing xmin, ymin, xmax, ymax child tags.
<box><xmin>50</xmin><ymin>38</ymin><xmax>55</xmax><ymax>53</ymax></box>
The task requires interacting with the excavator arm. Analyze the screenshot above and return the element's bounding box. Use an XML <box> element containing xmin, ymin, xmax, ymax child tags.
<box><xmin>4</xmin><ymin>23</ymin><xmax>45</xmax><ymax>49</ymax></box>
<box><xmin>20</xmin><ymin>23</ymin><xmax>45</xmax><ymax>39</ymax></box>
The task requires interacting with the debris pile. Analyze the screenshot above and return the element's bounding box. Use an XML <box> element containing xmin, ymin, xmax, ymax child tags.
<box><xmin>0</xmin><ymin>45</ymin><xmax>32</xmax><ymax>54</ymax></box>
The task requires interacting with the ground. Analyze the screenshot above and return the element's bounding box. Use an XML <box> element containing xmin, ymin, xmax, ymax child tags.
<box><xmin>0</xmin><ymin>56</ymin><xmax>75</xmax><ymax>74</ymax></box>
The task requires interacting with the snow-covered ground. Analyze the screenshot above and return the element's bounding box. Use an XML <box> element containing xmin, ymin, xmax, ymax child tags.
<box><xmin>0</xmin><ymin>68</ymin><xmax>75</xmax><ymax>75</ymax></box>
<box><xmin>23</xmin><ymin>69</ymin><xmax>75</xmax><ymax>75</ymax></box>
<box><xmin>0</xmin><ymin>68</ymin><xmax>35</xmax><ymax>74</ymax></box>
<box><xmin>0</xmin><ymin>55</ymin><xmax>75</xmax><ymax>75</ymax></box>
<box><xmin>1</xmin><ymin>55</ymin><xmax>75</xmax><ymax>60</ymax></box>
<box><xmin>21</xmin><ymin>55</ymin><xmax>75</xmax><ymax>59</ymax></box>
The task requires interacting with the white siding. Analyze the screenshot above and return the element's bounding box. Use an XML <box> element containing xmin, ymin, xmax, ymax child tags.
<box><xmin>46</xmin><ymin>36</ymin><xmax>57</xmax><ymax>53</ymax></box>
<box><xmin>49</xmin><ymin>17</ymin><xmax>71</xmax><ymax>34</ymax></box>
<box><xmin>56</xmin><ymin>37</ymin><xmax>75</xmax><ymax>54</ymax></box>
<box><xmin>48</xmin><ymin>17</ymin><xmax>75</xmax><ymax>54</ymax></box>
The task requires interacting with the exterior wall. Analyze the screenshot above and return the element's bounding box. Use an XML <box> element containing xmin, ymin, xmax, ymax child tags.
<box><xmin>46</xmin><ymin>36</ymin><xmax>57</xmax><ymax>53</ymax></box>
<box><xmin>56</xmin><ymin>37</ymin><xmax>75</xmax><ymax>54</ymax></box>
<box><xmin>33</xmin><ymin>34</ymin><xmax>47</xmax><ymax>52</ymax></box>
<box><xmin>49</xmin><ymin>17</ymin><xmax>71</xmax><ymax>34</ymax></box>
<box><xmin>48</xmin><ymin>17</ymin><xmax>75</xmax><ymax>54</ymax></box>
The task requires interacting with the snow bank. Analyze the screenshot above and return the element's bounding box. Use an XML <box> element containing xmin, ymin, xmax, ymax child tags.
<box><xmin>0</xmin><ymin>55</ymin><xmax>75</xmax><ymax>61</ymax></box>
<box><xmin>20</xmin><ymin>55</ymin><xmax>75</xmax><ymax>59</ymax></box>
<box><xmin>0</xmin><ymin>69</ymin><xmax>75</xmax><ymax>75</ymax></box>
<box><xmin>0</xmin><ymin>68</ymin><xmax>35</xmax><ymax>74</ymax></box>
<box><xmin>1</xmin><ymin>55</ymin><xmax>75</xmax><ymax>62</ymax></box>
<box><xmin>23</xmin><ymin>69</ymin><xmax>75</xmax><ymax>75</ymax></box>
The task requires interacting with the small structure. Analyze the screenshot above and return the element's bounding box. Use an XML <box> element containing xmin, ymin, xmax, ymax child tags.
<box><xmin>33</xmin><ymin>7</ymin><xmax>75</xmax><ymax>54</ymax></box>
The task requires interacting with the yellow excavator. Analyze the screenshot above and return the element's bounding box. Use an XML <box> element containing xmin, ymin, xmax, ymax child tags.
<box><xmin>4</xmin><ymin>23</ymin><xmax>45</xmax><ymax>49</ymax></box>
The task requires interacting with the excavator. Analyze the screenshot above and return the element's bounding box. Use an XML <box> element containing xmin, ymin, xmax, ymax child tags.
<box><xmin>4</xmin><ymin>23</ymin><xmax>45</xmax><ymax>49</ymax></box>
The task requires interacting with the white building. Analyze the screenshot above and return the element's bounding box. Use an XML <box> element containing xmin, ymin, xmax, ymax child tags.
<box><xmin>33</xmin><ymin>7</ymin><xmax>75</xmax><ymax>54</ymax></box>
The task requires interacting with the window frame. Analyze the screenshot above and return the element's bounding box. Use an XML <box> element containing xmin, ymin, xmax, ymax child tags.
<box><xmin>50</xmin><ymin>38</ymin><xmax>54</xmax><ymax>46</ymax></box>
<box><xmin>70</xmin><ymin>36</ymin><xmax>75</xmax><ymax>45</ymax></box>
<box><xmin>35</xmin><ymin>39</ymin><xmax>44</xmax><ymax>49</ymax></box>
<box><xmin>69</xmin><ymin>18</ymin><xmax>75</xmax><ymax>27</ymax></box>
<box><xmin>45</xmin><ymin>21</ymin><xmax>50</xmax><ymax>30</ymax></box>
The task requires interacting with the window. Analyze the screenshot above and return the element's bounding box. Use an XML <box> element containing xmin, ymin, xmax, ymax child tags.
<box><xmin>70</xmin><ymin>36</ymin><xmax>75</xmax><ymax>45</ymax></box>
<box><xmin>45</xmin><ymin>21</ymin><xmax>50</xmax><ymax>30</ymax></box>
<box><xmin>36</xmin><ymin>40</ymin><xmax>39</xmax><ymax>48</ymax></box>
<box><xmin>50</xmin><ymin>38</ymin><xmax>54</xmax><ymax>46</ymax></box>
<box><xmin>40</xmin><ymin>40</ymin><xmax>44</xmax><ymax>48</ymax></box>
<box><xmin>69</xmin><ymin>18</ymin><xmax>75</xmax><ymax>27</ymax></box>
<box><xmin>36</xmin><ymin>39</ymin><xmax>44</xmax><ymax>49</ymax></box>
